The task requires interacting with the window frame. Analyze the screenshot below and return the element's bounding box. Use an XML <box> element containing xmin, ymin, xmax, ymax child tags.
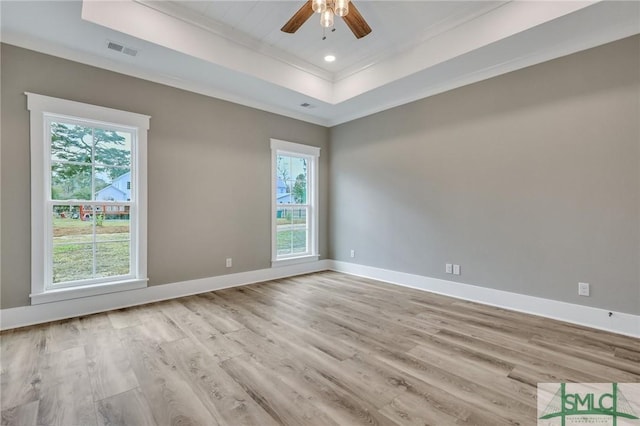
<box><xmin>270</xmin><ymin>139</ymin><xmax>320</xmax><ymax>266</ymax></box>
<box><xmin>27</xmin><ymin>93</ymin><xmax>150</xmax><ymax>304</ymax></box>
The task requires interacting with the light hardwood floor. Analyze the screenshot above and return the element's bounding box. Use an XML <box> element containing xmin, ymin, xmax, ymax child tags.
<box><xmin>1</xmin><ymin>271</ymin><xmax>638</xmax><ymax>425</ymax></box>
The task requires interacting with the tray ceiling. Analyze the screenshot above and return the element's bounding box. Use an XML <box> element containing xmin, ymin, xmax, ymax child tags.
<box><xmin>2</xmin><ymin>1</ymin><xmax>639</xmax><ymax>126</ymax></box>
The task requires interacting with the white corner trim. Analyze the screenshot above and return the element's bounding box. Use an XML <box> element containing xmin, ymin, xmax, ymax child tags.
<box><xmin>0</xmin><ymin>260</ymin><xmax>331</xmax><ymax>331</ymax></box>
<box><xmin>328</xmin><ymin>260</ymin><xmax>640</xmax><ymax>338</ymax></box>
<box><xmin>26</xmin><ymin>92</ymin><xmax>150</xmax><ymax>129</ymax></box>
<box><xmin>30</xmin><ymin>279</ymin><xmax>148</xmax><ymax>305</ymax></box>
<box><xmin>272</xmin><ymin>255</ymin><xmax>320</xmax><ymax>268</ymax></box>
<box><xmin>270</xmin><ymin>139</ymin><xmax>321</xmax><ymax>157</ymax></box>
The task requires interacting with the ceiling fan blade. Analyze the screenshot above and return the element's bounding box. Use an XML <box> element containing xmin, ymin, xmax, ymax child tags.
<box><xmin>343</xmin><ymin>2</ymin><xmax>372</xmax><ymax>39</ymax></box>
<box><xmin>281</xmin><ymin>1</ymin><xmax>314</xmax><ymax>33</ymax></box>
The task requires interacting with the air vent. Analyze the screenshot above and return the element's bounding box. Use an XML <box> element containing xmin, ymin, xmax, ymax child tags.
<box><xmin>106</xmin><ymin>40</ymin><xmax>138</xmax><ymax>57</ymax></box>
<box><xmin>122</xmin><ymin>47</ymin><xmax>138</xmax><ymax>57</ymax></box>
<box><xmin>107</xmin><ymin>41</ymin><xmax>123</xmax><ymax>52</ymax></box>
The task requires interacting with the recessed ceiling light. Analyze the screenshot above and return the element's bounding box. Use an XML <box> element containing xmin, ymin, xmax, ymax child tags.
<box><xmin>324</xmin><ymin>55</ymin><xmax>336</xmax><ymax>63</ymax></box>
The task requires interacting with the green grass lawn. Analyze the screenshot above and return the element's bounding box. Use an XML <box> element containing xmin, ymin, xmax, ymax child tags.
<box><xmin>277</xmin><ymin>229</ymin><xmax>307</xmax><ymax>256</ymax></box>
<box><xmin>53</xmin><ymin>217</ymin><xmax>128</xmax><ymax>228</ymax></box>
<box><xmin>52</xmin><ymin>218</ymin><xmax>130</xmax><ymax>283</ymax></box>
<box><xmin>53</xmin><ymin>241</ymin><xmax>130</xmax><ymax>283</ymax></box>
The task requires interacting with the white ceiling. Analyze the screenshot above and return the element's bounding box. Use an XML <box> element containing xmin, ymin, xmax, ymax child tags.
<box><xmin>2</xmin><ymin>1</ymin><xmax>639</xmax><ymax>126</ymax></box>
<box><xmin>144</xmin><ymin>1</ymin><xmax>506</xmax><ymax>77</ymax></box>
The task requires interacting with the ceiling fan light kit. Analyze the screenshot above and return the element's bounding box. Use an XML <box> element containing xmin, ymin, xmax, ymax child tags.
<box><xmin>334</xmin><ymin>0</ymin><xmax>349</xmax><ymax>17</ymax></box>
<box><xmin>281</xmin><ymin>0</ymin><xmax>371</xmax><ymax>39</ymax></box>
<box><xmin>320</xmin><ymin>9</ymin><xmax>334</xmax><ymax>28</ymax></box>
<box><xmin>312</xmin><ymin>0</ymin><xmax>327</xmax><ymax>14</ymax></box>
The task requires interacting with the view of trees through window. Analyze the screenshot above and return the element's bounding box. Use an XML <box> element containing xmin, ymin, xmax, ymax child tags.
<box><xmin>50</xmin><ymin>121</ymin><xmax>133</xmax><ymax>284</ymax></box>
<box><xmin>276</xmin><ymin>154</ymin><xmax>309</xmax><ymax>257</ymax></box>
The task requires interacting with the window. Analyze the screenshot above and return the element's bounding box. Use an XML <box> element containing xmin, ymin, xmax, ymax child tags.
<box><xmin>27</xmin><ymin>93</ymin><xmax>150</xmax><ymax>304</ymax></box>
<box><xmin>271</xmin><ymin>139</ymin><xmax>320</xmax><ymax>265</ymax></box>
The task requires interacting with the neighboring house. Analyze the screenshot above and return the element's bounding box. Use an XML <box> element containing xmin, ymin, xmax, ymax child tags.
<box><xmin>95</xmin><ymin>171</ymin><xmax>131</xmax><ymax>201</ymax></box>
<box><xmin>276</xmin><ymin>177</ymin><xmax>292</xmax><ymax>204</ymax></box>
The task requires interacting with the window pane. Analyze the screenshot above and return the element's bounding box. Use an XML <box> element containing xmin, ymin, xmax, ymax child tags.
<box><xmin>276</xmin><ymin>178</ymin><xmax>292</xmax><ymax>205</ymax></box>
<box><xmin>276</xmin><ymin>206</ymin><xmax>292</xmax><ymax>256</ymax></box>
<box><xmin>53</xmin><ymin>206</ymin><xmax>93</xmax><ymax>242</ymax></box>
<box><xmin>96</xmin><ymin>214</ymin><xmax>130</xmax><ymax>242</ymax></box>
<box><xmin>51</xmin><ymin>163</ymin><xmax>92</xmax><ymax>200</ymax></box>
<box><xmin>50</xmin><ymin>122</ymin><xmax>92</xmax><ymax>163</ymax></box>
<box><xmin>53</xmin><ymin>205</ymin><xmax>94</xmax><ymax>284</ymax></box>
<box><xmin>290</xmin><ymin>157</ymin><xmax>307</xmax><ymax>204</ymax></box>
<box><xmin>95</xmin><ymin>167</ymin><xmax>131</xmax><ymax>201</ymax></box>
<box><xmin>52</xmin><ymin>243</ymin><xmax>93</xmax><ymax>284</ymax></box>
<box><xmin>277</xmin><ymin>230</ymin><xmax>292</xmax><ymax>256</ymax></box>
<box><xmin>95</xmin><ymin>129</ymin><xmax>131</xmax><ymax>168</ymax></box>
<box><xmin>96</xmin><ymin>242</ymin><xmax>130</xmax><ymax>278</ymax></box>
<box><xmin>276</xmin><ymin>155</ymin><xmax>291</xmax><ymax>204</ymax></box>
<box><xmin>291</xmin><ymin>208</ymin><xmax>308</xmax><ymax>254</ymax></box>
<box><xmin>276</xmin><ymin>207</ymin><xmax>308</xmax><ymax>256</ymax></box>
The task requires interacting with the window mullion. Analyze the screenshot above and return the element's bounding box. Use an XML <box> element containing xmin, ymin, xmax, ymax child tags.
<box><xmin>91</xmin><ymin>127</ymin><xmax>97</xmax><ymax>278</ymax></box>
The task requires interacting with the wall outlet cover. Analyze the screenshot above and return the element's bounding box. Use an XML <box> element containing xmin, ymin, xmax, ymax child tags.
<box><xmin>578</xmin><ymin>282</ymin><xmax>590</xmax><ymax>296</ymax></box>
<box><xmin>446</xmin><ymin>263</ymin><xmax>453</xmax><ymax>274</ymax></box>
<box><xmin>453</xmin><ymin>264</ymin><xmax>461</xmax><ymax>275</ymax></box>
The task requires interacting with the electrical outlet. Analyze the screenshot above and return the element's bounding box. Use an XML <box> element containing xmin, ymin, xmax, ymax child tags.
<box><xmin>226</xmin><ymin>258</ymin><xmax>232</xmax><ymax>268</ymax></box>
<box><xmin>445</xmin><ymin>263</ymin><xmax>453</xmax><ymax>274</ymax></box>
<box><xmin>453</xmin><ymin>264</ymin><xmax>461</xmax><ymax>275</ymax></box>
<box><xmin>350</xmin><ymin>249</ymin><xmax>355</xmax><ymax>258</ymax></box>
<box><xmin>578</xmin><ymin>282</ymin><xmax>590</xmax><ymax>297</ymax></box>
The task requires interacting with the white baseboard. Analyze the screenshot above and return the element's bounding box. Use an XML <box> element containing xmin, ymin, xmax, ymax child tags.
<box><xmin>2</xmin><ymin>259</ymin><xmax>638</xmax><ymax>338</ymax></box>
<box><xmin>0</xmin><ymin>260</ymin><xmax>331</xmax><ymax>331</ymax></box>
<box><xmin>328</xmin><ymin>260</ymin><xmax>640</xmax><ymax>338</ymax></box>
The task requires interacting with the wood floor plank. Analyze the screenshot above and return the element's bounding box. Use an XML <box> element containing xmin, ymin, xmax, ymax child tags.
<box><xmin>226</xmin><ymin>328</ymin><xmax>396</xmax><ymax>422</ymax></box>
<box><xmin>223</xmin><ymin>287</ymin><xmax>360</xmax><ymax>360</ymax></box>
<box><xmin>120</xmin><ymin>330</ymin><xmax>221</xmax><ymax>426</ymax></box>
<box><xmin>161</xmin><ymin>338</ymin><xmax>279</xmax><ymax>426</ymax></box>
<box><xmin>407</xmin><ymin>344</ymin><xmax>536</xmax><ymax>409</ymax></box>
<box><xmin>183</xmin><ymin>295</ymin><xmax>245</xmax><ymax>334</ymax></box>
<box><xmin>95</xmin><ymin>388</ymin><xmax>156</xmax><ymax>426</ymax></box>
<box><xmin>36</xmin><ymin>369</ymin><xmax>96</xmax><ymax>426</ymax></box>
<box><xmin>2</xmin><ymin>271</ymin><xmax>638</xmax><ymax>425</ymax></box>
<box><xmin>159</xmin><ymin>301</ymin><xmax>244</xmax><ymax>363</ymax></box>
<box><xmin>379</xmin><ymin>392</ymin><xmax>476</xmax><ymax>426</ymax></box>
<box><xmin>78</xmin><ymin>313</ymin><xmax>114</xmax><ymax>336</ymax></box>
<box><xmin>38</xmin><ymin>346</ymin><xmax>88</xmax><ymax>387</ymax></box>
<box><xmin>0</xmin><ymin>328</ymin><xmax>46</xmax><ymax>410</ymax></box>
<box><xmin>530</xmin><ymin>336</ymin><xmax>640</xmax><ymax>377</ymax></box>
<box><xmin>107</xmin><ymin>308</ymin><xmax>141</xmax><ymax>330</ymax></box>
<box><xmin>220</xmin><ymin>354</ymin><xmax>341</xmax><ymax>426</ymax></box>
<box><xmin>615</xmin><ymin>346</ymin><xmax>640</xmax><ymax>362</ymax></box>
<box><xmin>44</xmin><ymin>318</ymin><xmax>84</xmax><ymax>353</ymax></box>
<box><xmin>1</xmin><ymin>400</ymin><xmax>39</xmax><ymax>426</ymax></box>
<box><xmin>85</xmin><ymin>331</ymin><xmax>139</xmax><ymax>401</ymax></box>
<box><xmin>351</xmin><ymin>351</ymin><xmax>517</xmax><ymax>425</ymax></box>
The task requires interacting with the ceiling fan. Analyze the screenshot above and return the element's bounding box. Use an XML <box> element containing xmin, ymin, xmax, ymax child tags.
<box><xmin>281</xmin><ymin>0</ymin><xmax>372</xmax><ymax>39</ymax></box>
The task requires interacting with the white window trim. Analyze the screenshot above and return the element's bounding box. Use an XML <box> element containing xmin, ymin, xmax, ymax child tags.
<box><xmin>270</xmin><ymin>139</ymin><xmax>320</xmax><ymax>266</ymax></box>
<box><xmin>26</xmin><ymin>93</ymin><xmax>150</xmax><ymax>305</ymax></box>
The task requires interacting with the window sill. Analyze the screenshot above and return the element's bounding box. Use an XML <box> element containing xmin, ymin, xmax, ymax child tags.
<box><xmin>30</xmin><ymin>278</ymin><xmax>148</xmax><ymax>305</ymax></box>
<box><xmin>272</xmin><ymin>255</ymin><xmax>319</xmax><ymax>268</ymax></box>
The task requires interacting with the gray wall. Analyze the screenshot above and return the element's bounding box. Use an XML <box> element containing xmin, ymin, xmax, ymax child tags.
<box><xmin>2</xmin><ymin>37</ymin><xmax>639</xmax><ymax>314</ymax></box>
<box><xmin>1</xmin><ymin>43</ymin><xmax>330</xmax><ymax>309</ymax></box>
<box><xmin>329</xmin><ymin>36</ymin><xmax>640</xmax><ymax>315</ymax></box>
